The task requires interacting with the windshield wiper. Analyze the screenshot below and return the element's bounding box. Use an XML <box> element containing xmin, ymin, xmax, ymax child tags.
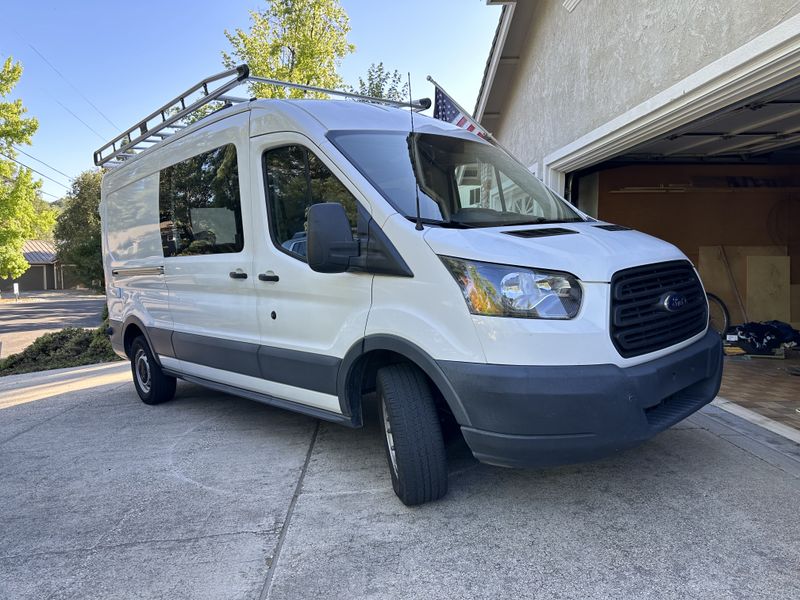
<box><xmin>403</xmin><ymin>216</ymin><xmax>474</xmax><ymax>229</ymax></box>
<box><xmin>499</xmin><ymin>217</ymin><xmax>585</xmax><ymax>226</ymax></box>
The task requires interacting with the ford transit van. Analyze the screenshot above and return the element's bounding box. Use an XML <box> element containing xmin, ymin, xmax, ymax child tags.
<box><xmin>98</xmin><ymin>66</ymin><xmax>723</xmax><ymax>505</ymax></box>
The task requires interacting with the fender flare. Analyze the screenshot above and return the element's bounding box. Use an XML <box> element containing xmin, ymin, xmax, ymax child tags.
<box><xmin>121</xmin><ymin>317</ymin><xmax>174</xmax><ymax>367</ymax></box>
<box><xmin>337</xmin><ymin>334</ymin><xmax>472</xmax><ymax>426</ymax></box>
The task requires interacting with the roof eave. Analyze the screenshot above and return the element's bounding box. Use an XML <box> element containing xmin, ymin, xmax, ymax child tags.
<box><xmin>474</xmin><ymin>1</ymin><xmax>517</xmax><ymax>122</ymax></box>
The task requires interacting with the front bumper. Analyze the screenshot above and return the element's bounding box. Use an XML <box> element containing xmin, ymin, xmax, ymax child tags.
<box><xmin>438</xmin><ymin>329</ymin><xmax>723</xmax><ymax>468</ymax></box>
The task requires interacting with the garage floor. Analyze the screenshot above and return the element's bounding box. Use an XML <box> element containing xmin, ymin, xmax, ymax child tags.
<box><xmin>719</xmin><ymin>351</ymin><xmax>800</xmax><ymax>429</ymax></box>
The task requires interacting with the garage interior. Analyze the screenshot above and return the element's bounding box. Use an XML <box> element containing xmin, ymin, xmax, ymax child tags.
<box><xmin>570</xmin><ymin>76</ymin><xmax>800</xmax><ymax>428</ymax></box>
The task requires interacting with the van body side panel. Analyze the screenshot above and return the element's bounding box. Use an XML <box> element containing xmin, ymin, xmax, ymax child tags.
<box><xmin>249</xmin><ymin>132</ymin><xmax>374</xmax><ymax>414</ymax></box>
<box><xmin>160</xmin><ymin>112</ymin><xmax>259</xmax><ymax>350</ymax></box>
<box><xmin>102</xmin><ymin>173</ymin><xmax>171</xmax><ymax>338</ymax></box>
<box><xmin>365</xmin><ymin>214</ymin><xmax>487</xmax><ymax>364</ymax></box>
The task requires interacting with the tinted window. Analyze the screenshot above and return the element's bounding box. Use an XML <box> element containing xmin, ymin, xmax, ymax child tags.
<box><xmin>159</xmin><ymin>144</ymin><xmax>244</xmax><ymax>257</ymax></box>
<box><xmin>329</xmin><ymin>131</ymin><xmax>582</xmax><ymax>227</ymax></box>
<box><xmin>264</xmin><ymin>145</ymin><xmax>358</xmax><ymax>259</ymax></box>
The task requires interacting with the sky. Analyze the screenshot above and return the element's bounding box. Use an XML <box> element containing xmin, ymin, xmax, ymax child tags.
<box><xmin>0</xmin><ymin>0</ymin><xmax>501</xmax><ymax>202</ymax></box>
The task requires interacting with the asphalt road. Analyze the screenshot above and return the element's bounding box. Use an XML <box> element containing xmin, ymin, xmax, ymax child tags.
<box><xmin>0</xmin><ymin>292</ymin><xmax>106</xmax><ymax>358</ymax></box>
<box><xmin>1</xmin><ymin>363</ymin><xmax>799</xmax><ymax>599</ymax></box>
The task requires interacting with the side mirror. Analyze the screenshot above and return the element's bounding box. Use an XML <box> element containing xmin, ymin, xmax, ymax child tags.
<box><xmin>307</xmin><ymin>202</ymin><xmax>360</xmax><ymax>273</ymax></box>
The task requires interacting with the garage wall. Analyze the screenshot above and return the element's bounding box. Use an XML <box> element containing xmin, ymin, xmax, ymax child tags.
<box><xmin>494</xmin><ymin>0</ymin><xmax>800</xmax><ymax>170</ymax></box>
<box><xmin>0</xmin><ymin>265</ymin><xmax>46</xmax><ymax>293</ymax></box>
<box><xmin>596</xmin><ymin>164</ymin><xmax>800</xmax><ymax>284</ymax></box>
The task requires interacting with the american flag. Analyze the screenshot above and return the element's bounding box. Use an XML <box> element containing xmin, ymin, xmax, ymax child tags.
<box><xmin>433</xmin><ymin>86</ymin><xmax>487</xmax><ymax>138</ymax></box>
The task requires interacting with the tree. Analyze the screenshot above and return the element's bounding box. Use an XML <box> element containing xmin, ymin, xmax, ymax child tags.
<box><xmin>352</xmin><ymin>63</ymin><xmax>408</xmax><ymax>101</ymax></box>
<box><xmin>0</xmin><ymin>57</ymin><xmax>55</xmax><ymax>279</ymax></box>
<box><xmin>222</xmin><ymin>0</ymin><xmax>355</xmax><ymax>99</ymax></box>
<box><xmin>54</xmin><ymin>170</ymin><xmax>103</xmax><ymax>289</ymax></box>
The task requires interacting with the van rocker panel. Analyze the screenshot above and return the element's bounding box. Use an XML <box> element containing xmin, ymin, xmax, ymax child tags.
<box><xmin>170</xmin><ymin>331</ymin><xmax>341</xmax><ymax>396</ymax></box>
<box><xmin>438</xmin><ymin>329</ymin><xmax>723</xmax><ymax>468</ymax></box>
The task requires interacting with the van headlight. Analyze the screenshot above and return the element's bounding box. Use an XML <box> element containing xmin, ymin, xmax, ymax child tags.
<box><xmin>440</xmin><ymin>256</ymin><xmax>582</xmax><ymax>319</ymax></box>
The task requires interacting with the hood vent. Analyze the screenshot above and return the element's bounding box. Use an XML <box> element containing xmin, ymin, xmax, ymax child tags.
<box><xmin>594</xmin><ymin>224</ymin><xmax>631</xmax><ymax>231</ymax></box>
<box><xmin>503</xmin><ymin>227</ymin><xmax>578</xmax><ymax>239</ymax></box>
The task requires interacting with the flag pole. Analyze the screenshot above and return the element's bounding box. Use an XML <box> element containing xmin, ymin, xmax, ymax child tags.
<box><xmin>426</xmin><ymin>75</ymin><xmax>529</xmax><ymax>170</ymax></box>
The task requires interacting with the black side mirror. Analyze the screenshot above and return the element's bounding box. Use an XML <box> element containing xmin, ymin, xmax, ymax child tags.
<box><xmin>307</xmin><ymin>202</ymin><xmax>360</xmax><ymax>273</ymax></box>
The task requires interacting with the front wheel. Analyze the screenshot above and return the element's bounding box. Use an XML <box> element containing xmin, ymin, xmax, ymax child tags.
<box><xmin>130</xmin><ymin>336</ymin><xmax>176</xmax><ymax>405</ymax></box>
<box><xmin>377</xmin><ymin>363</ymin><xmax>448</xmax><ymax>506</ymax></box>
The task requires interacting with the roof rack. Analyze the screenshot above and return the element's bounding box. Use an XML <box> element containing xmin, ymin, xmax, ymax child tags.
<box><xmin>93</xmin><ymin>64</ymin><xmax>432</xmax><ymax>167</ymax></box>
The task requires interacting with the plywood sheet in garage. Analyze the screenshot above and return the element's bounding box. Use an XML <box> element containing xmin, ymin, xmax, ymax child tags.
<box><xmin>746</xmin><ymin>256</ymin><xmax>791</xmax><ymax>322</ymax></box>
<box><xmin>597</xmin><ymin>164</ymin><xmax>800</xmax><ymax>282</ymax></box>
<box><xmin>698</xmin><ymin>246</ymin><xmax>786</xmax><ymax>325</ymax></box>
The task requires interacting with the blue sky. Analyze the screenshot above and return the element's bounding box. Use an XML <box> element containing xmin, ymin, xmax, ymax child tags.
<box><xmin>0</xmin><ymin>0</ymin><xmax>501</xmax><ymax>201</ymax></box>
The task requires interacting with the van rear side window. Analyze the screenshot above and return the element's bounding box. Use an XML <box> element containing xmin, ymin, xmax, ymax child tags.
<box><xmin>158</xmin><ymin>144</ymin><xmax>244</xmax><ymax>257</ymax></box>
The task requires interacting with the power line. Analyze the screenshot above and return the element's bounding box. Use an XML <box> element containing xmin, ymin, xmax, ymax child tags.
<box><xmin>26</xmin><ymin>42</ymin><xmax>121</xmax><ymax>131</ymax></box>
<box><xmin>38</xmin><ymin>189</ymin><xmax>60</xmax><ymax>200</ymax></box>
<box><xmin>0</xmin><ymin>151</ymin><xmax>70</xmax><ymax>189</ymax></box>
<box><xmin>52</xmin><ymin>97</ymin><xmax>106</xmax><ymax>141</ymax></box>
<box><xmin>2</xmin><ymin>42</ymin><xmax>107</xmax><ymax>141</ymax></box>
<box><xmin>12</xmin><ymin>146</ymin><xmax>73</xmax><ymax>180</ymax></box>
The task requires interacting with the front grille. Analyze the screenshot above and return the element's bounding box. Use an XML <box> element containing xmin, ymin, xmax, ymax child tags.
<box><xmin>610</xmin><ymin>261</ymin><xmax>707</xmax><ymax>358</ymax></box>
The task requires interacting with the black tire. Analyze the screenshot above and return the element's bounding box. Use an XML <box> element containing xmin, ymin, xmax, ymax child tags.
<box><xmin>377</xmin><ymin>363</ymin><xmax>448</xmax><ymax>506</ymax></box>
<box><xmin>706</xmin><ymin>293</ymin><xmax>730</xmax><ymax>336</ymax></box>
<box><xmin>130</xmin><ymin>335</ymin><xmax>176</xmax><ymax>405</ymax></box>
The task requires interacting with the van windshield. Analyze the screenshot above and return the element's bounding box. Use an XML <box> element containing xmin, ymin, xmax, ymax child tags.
<box><xmin>328</xmin><ymin>131</ymin><xmax>583</xmax><ymax>227</ymax></box>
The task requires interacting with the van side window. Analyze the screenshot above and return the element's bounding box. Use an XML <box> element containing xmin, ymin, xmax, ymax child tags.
<box><xmin>158</xmin><ymin>144</ymin><xmax>244</xmax><ymax>257</ymax></box>
<box><xmin>264</xmin><ymin>145</ymin><xmax>358</xmax><ymax>260</ymax></box>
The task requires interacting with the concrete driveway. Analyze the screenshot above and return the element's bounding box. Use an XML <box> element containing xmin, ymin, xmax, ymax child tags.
<box><xmin>1</xmin><ymin>364</ymin><xmax>799</xmax><ymax>600</ymax></box>
<box><xmin>0</xmin><ymin>292</ymin><xmax>106</xmax><ymax>358</ymax></box>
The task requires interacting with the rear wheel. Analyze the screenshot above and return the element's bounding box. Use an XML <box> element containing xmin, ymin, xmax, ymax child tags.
<box><xmin>130</xmin><ymin>335</ymin><xmax>176</xmax><ymax>405</ymax></box>
<box><xmin>377</xmin><ymin>363</ymin><xmax>448</xmax><ymax>506</ymax></box>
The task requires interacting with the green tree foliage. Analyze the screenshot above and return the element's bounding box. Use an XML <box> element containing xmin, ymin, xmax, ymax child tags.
<box><xmin>54</xmin><ymin>170</ymin><xmax>104</xmax><ymax>289</ymax></box>
<box><xmin>222</xmin><ymin>0</ymin><xmax>355</xmax><ymax>99</ymax></box>
<box><xmin>0</xmin><ymin>57</ymin><xmax>55</xmax><ymax>279</ymax></box>
<box><xmin>352</xmin><ymin>62</ymin><xmax>408</xmax><ymax>101</ymax></box>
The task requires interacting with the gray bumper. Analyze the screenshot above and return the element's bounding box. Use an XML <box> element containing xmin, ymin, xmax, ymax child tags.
<box><xmin>438</xmin><ymin>330</ymin><xmax>724</xmax><ymax>468</ymax></box>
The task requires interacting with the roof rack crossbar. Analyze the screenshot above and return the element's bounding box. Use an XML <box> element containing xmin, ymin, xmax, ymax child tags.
<box><xmin>246</xmin><ymin>75</ymin><xmax>431</xmax><ymax>111</ymax></box>
<box><xmin>93</xmin><ymin>64</ymin><xmax>250</xmax><ymax>166</ymax></box>
<box><xmin>94</xmin><ymin>64</ymin><xmax>433</xmax><ymax>167</ymax></box>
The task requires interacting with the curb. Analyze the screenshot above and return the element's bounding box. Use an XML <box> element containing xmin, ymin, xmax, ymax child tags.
<box><xmin>712</xmin><ymin>397</ymin><xmax>800</xmax><ymax>445</ymax></box>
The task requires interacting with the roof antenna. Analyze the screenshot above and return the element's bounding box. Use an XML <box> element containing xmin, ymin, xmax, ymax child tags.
<box><xmin>408</xmin><ymin>72</ymin><xmax>424</xmax><ymax>231</ymax></box>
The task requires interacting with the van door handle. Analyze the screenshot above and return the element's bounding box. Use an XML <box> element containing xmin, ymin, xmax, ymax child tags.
<box><xmin>229</xmin><ymin>270</ymin><xmax>248</xmax><ymax>279</ymax></box>
<box><xmin>258</xmin><ymin>272</ymin><xmax>280</xmax><ymax>282</ymax></box>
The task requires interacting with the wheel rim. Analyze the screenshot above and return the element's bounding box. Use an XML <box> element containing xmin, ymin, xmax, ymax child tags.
<box><xmin>382</xmin><ymin>399</ymin><xmax>398</xmax><ymax>475</ymax></box>
<box><xmin>134</xmin><ymin>348</ymin><xmax>152</xmax><ymax>394</ymax></box>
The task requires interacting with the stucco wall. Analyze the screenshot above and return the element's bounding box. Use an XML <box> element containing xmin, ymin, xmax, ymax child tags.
<box><xmin>494</xmin><ymin>0</ymin><xmax>800</xmax><ymax>170</ymax></box>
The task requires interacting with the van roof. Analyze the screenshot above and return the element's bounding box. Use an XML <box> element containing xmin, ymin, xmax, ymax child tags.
<box><xmin>254</xmin><ymin>98</ymin><xmax>465</xmax><ymax>134</ymax></box>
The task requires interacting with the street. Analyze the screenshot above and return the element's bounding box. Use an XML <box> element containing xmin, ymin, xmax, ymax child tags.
<box><xmin>0</xmin><ymin>363</ymin><xmax>798</xmax><ymax>599</ymax></box>
<box><xmin>0</xmin><ymin>292</ymin><xmax>106</xmax><ymax>358</ymax></box>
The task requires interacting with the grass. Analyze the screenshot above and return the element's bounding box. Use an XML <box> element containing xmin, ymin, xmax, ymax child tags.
<box><xmin>0</xmin><ymin>311</ymin><xmax>123</xmax><ymax>376</ymax></box>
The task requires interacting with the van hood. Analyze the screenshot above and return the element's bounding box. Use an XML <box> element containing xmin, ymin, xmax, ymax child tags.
<box><xmin>423</xmin><ymin>222</ymin><xmax>688</xmax><ymax>282</ymax></box>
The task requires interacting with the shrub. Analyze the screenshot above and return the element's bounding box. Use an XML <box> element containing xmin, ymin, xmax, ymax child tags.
<box><xmin>0</xmin><ymin>325</ymin><xmax>122</xmax><ymax>376</ymax></box>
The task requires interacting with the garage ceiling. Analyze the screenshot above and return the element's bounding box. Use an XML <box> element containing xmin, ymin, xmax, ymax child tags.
<box><xmin>614</xmin><ymin>76</ymin><xmax>800</xmax><ymax>163</ymax></box>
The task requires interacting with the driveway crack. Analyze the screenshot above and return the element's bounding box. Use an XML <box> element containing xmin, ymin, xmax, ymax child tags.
<box><xmin>259</xmin><ymin>420</ymin><xmax>319</xmax><ymax>600</ymax></box>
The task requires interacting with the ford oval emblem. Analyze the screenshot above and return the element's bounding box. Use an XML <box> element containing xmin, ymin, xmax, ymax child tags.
<box><xmin>661</xmin><ymin>292</ymin><xmax>688</xmax><ymax>312</ymax></box>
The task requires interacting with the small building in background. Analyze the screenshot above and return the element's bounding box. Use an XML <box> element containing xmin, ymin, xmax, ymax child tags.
<box><xmin>0</xmin><ymin>240</ymin><xmax>72</xmax><ymax>292</ymax></box>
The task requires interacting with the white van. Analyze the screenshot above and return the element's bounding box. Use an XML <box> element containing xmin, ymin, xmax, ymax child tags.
<box><xmin>98</xmin><ymin>66</ymin><xmax>723</xmax><ymax>505</ymax></box>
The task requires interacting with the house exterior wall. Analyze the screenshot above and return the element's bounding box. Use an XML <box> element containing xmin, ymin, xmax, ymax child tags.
<box><xmin>494</xmin><ymin>0</ymin><xmax>800</xmax><ymax>171</ymax></box>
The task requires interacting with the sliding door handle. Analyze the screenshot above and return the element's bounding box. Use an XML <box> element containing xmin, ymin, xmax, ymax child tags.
<box><xmin>258</xmin><ymin>272</ymin><xmax>279</xmax><ymax>282</ymax></box>
<box><xmin>229</xmin><ymin>270</ymin><xmax>248</xmax><ymax>279</ymax></box>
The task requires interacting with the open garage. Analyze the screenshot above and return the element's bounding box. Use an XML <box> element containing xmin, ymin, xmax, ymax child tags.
<box><xmin>476</xmin><ymin>1</ymin><xmax>800</xmax><ymax>427</ymax></box>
